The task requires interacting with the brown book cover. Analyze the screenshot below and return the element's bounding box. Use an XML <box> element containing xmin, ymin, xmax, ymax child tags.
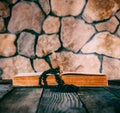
<box><xmin>13</xmin><ymin>72</ymin><xmax>108</xmax><ymax>86</ymax></box>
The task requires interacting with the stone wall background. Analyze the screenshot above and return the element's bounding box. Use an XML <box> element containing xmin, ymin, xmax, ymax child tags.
<box><xmin>0</xmin><ymin>0</ymin><xmax>120</xmax><ymax>80</ymax></box>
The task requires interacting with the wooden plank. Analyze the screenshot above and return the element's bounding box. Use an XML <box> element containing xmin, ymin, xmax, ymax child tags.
<box><xmin>0</xmin><ymin>87</ymin><xmax>43</xmax><ymax>113</ymax></box>
<box><xmin>37</xmin><ymin>86</ymin><xmax>87</xmax><ymax>113</ymax></box>
<box><xmin>78</xmin><ymin>87</ymin><xmax>120</xmax><ymax>113</ymax></box>
<box><xmin>0</xmin><ymin>84</ymin><xmax>13</xmax><ymax>100</ymax></box>
<box><xmin>12</xmin><ymin>73</ymin><xmax>108</xmax><ymax>86</ymax></box>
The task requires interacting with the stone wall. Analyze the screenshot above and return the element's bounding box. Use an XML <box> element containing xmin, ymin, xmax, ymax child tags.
<box><xmin>0</xmin><ymin>0</ymin><xmax>120</xmax><ymax>80</ymax></box>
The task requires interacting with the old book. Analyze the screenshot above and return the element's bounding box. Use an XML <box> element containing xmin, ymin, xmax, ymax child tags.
<box><xmin>13</xmin><ymin>73</ymin><xmax>41</xmax><ymax>86</ymax></box>
<box><xmin>13</xmin><ymin>72</ymin><xmax>108</xmax><ymax>86</ymax></box>
<box><xmin>61</xmin><ymin>72</ymin><xmax>108</xmax><ymax>86</ymax></box>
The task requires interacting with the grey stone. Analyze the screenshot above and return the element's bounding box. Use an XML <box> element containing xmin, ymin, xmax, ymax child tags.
<box><xmin>39</xmin><ymin>0</ymin><xmax>50</xmax><ymax>15</ymax></box>
<box><xmin>8</xmin><ymin>1</ymin><xmax>45</xmax><ymax>34</ymax></box>
<box><xmin>34</xmin><ymin>59</ymin><xmax>50</xmax><ymax>72</ymax></box>
<box><xmin>95</xmin><ymin>16</ymin><xmax>119</xmax><ymax>33</ymax></box>
<box><xmin>17</xmin><ymin>32</ymin><xmax>36</xmax><ymax>58</ymax></box>
<box><xmin>51</xmin><ymin>0</ymin><xmax>86</xmax><ymax>16</ymax></box>
<box><xmin>82</xmin><ymin>32</ymin><xmax>120</xmax><ymax>58</ymax></box>
<box><xmin>116</xmin><ymin>10</ymin><xmax>120</xmax><ymax>20</ymax></box>
<box><xmin>117</xmin><ymin>26</ymin><xmax>120</xmax><ymax>37</ymax></box>
<box><xmin>0</xmin><ymin>2</ymin><xmax>10</xmax><ymax>18</ymax></box>
<box><xmin>103</xmin><ymin>57</ymin><xmax>120</xmax><ymax>80</ymax></box>
<box><xmin>82</xmin><ymin>0</ymin><xmax>120</xmax><ymax>23</ymax></box>
<box><xmin>0</xmin><ymin>34</ymin><xmax>16</xmax><ymax>57</ymax></box>
<box><xmin>0</xmin><ymin>56</ymin><xmax>34</xmax><ymax>79</ymax></box>
<box><xmin>43</xmin><ymin>16</ymin><xmax>60</xmax><ymax>34</ymax></box>
<box><xmin>50</xmin><ymin>52</ymin><xmax>100</xmax><ymax>73</ymax></box>
<box><xmin>36</xmin><ymin>34</ymin><xmax>61</xmax><ymax>57</ymax></box>
<box><xmin>61</xmin><ymin>17</ymin><xmax>95</xmax><ymax>52</ymax></box>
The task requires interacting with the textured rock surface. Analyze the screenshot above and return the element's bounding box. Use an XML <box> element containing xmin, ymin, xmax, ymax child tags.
<box><xmin>0</xmin><ymin>56</ymin><xmax>34</xmax><ymax>79</ymax></box>
<box><xmin>17</xmin><ymin>32</ymin><xmax>35</xmax><ymax>58</ymax></box>
<box><xmin>43</xmin><ymin>16</ymin><xmax>60</xmax><ymax>34</ymax></box>
<box><xmin>117</xmin><ymin>26</ymin><xmax>120</xmax><ymax>37</ymax></box>
<box><xmin>116</xmin><ymin>10</ymin><xmax>120</xmax><ymax>20</ymax></box>
<box><xmin>0</xmin><ymin>17</ymin><xmax>5</xmax><ymax>32</ymax></box>
<box><xmin>39</xmin><ymin>0</ymin><xmax>50</xmax><ymax>14</ymax></box>
<box><xmin>95</xmin><ymin>16</ymin><xmax>119</xmax><ymax>33</ymax></box>
<box><xmin>50</xmin><ymin>52</ymin><xmax>100</xmax><ymax>73</ymax></box>
<box><xmin>0</xmin><ymin>34</ymin><xmax>16</xmax><ymax>57</ymax></box>
<box><xmin>34</xmin><ymin>59</ymin><xmax>50</xmax><ymax>72</ymax></box>
<box><xmin>61</xmin><ymin>17</ymin><xmax>95</xmax><ymax>52</ymax></box>
<box><xmin>103</xmin><ymin>57</ymin><xmax>120</xmax><ymax>80</ymax></box>
<box><xmin>8</xmin><ymin>1</ymin><xmax>45</xmax><ymax>34</ymax></box>
<box><xmin>51</xmin><ymin>0</ymin><xmax>85</xmax><ymax>16</ymax></box>
<box><xmin>36</xmin><ymin>34</ymin><xmax>61</xmax><ymax>57</ymax></box>
<box><xmin>83</xmin><ymin>0</ymin><xmax>119</xmax><ymax>23</ymax></box>
<box><xmin>0</xmin><ymin>2</ymin><xmax>10</xmax><ymax>18</ymax></box>
<box><xmin>0</xmin><ymin>0</ymin><xmax>120</xmax><ymax>80</ymax></box>
<box><xmin>82</xmin><ymin>32</ymin><xmax>120</xmax><ymax>58</ymax></box>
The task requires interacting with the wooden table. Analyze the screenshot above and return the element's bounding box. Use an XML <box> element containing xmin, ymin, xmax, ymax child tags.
<box><xmin>0</xmin><ymin>81</ymin><xmax>120</xmax><ymax>113</ymax></box>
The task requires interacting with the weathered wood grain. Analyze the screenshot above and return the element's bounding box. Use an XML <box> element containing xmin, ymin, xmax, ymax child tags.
<box><xmin>37</xmin><ymin>86</ymin><xmax>86</xmax><ymax>113</ymax></box>
<box><xmin>0</xmin><ymin>84</ymin><xmax>13</xmax><ymax>100</ymax></box>
<box><xmin>0</xmin><ymin>87</ymin><xmax>43</xmax><ymax>113</ymax></box>
<box><xmin>78</xmin><ymin>87</ymin><xmax>120</xmax><ymax>113</ymax></box>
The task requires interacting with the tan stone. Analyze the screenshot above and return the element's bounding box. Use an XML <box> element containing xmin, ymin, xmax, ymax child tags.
<box><xmin>82</xmin><ymin>32</ymin><xmax>120</xmax><ymax>58</ymax></box>
<box><xmin>117</xmin><ymin>26</ymin><xmax>120</xmax><ymax>37</ymax></box>
<box><xmin>43</xmin><ymin>16</ymin><xmax>60</xmax><ymax>34</ymax></box>
<box><xmin>0</xmin><ymin>2</ymin><xmax>10</xmax><ymax>18</ymax></box>
<box><xmin>8</xmin><ymin>1</ymin><xmax>45</xmax><ymax>34</ymax></box>
<box><xmin>0</xmin><ymin>17</ymin><xmax>6</xmax><ymax>32</ymax></box>
<box><xmin>34</xmin><ymin>59</ymin><xmax>50</xmax><ymax>72</ymax></box>
<box><xmin>102</xmin><ymin>57</ymin><xmax>120</xmax><ymax>80</ymax></box>
<box><xmin>82</xmin><ymin>0</ymin><xmax>119</xmax><ymax>23</ymax></box>
<box><xmin>61</xmin><ymin>17</ymin><xmax>95</xmax><ymax>52</ymax></box>
<box><xmin>0</xmin><ymin>56</ymin><xmax>34</xmax><ymax>79</ymax></box>
<box><xmin>0</xmin><ymin>34</ymin><xmax>16</xmax><ymax>57</ymax></box>
<box><xmin>50</xmin><ymin>52</ymin><xmax>100</xmax><ymax>73</ymax></box>
<box><xmin>51</xmin><ymin>0</ymin><xmax>85</xmax><ymax>16</ymax></box>
<box><xmin>95</xmin><ymin>16</ymin><xmax>119</xmax><ymax>33</ymax></box>
<box><xmin>17</xmin><ymin>32</ymin><xmax>35</xmax><ymax>58</ymax></box>
<box><xmin>116</xmin><ymin>10</ymin><xmax>120</xmax><ymax>20</ymax></box>
<box><xmin>36</xmin><ymin>34</ymin><xmax>61</xmax><ymax>57</ymax></box>
<box><xmin>39</xmin><ymin>0</ymin><xmax>50</xmax><ymax>14</ymax></box>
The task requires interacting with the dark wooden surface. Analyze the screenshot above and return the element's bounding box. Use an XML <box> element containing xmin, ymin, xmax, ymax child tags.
<box><xmin>0</xmin><ymin>82</ymin><xmax>120</xmax><ymax>113</ymax></box>
<box><xmin>36</xmin><ymin>86</ymin><xmax>86</xmax><ymax>113</ymax></box>
<box><xmin>0</xmin><ymin>87</ymin><xmax>43</xmax><ymax>113</ymax></box>
<box><xmin>0</xmin><ymin>84</ymin><xmax>13</xmax><ymax>100</ymax></box>
<box><xmin>78</xmin><ymin>87</ymin><xmax>120</xmax><ymax>113</ymax></box>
